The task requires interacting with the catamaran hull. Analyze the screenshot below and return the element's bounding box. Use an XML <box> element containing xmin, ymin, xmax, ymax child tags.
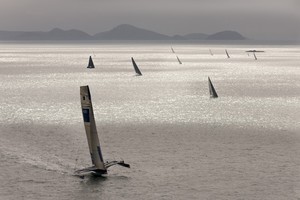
<box><xmin>74</xmin><ymin>172</ymin><xmax>107</xmax><ymax>178</ymax></box>
<box><xmin>74</xmin><ymin>168</ymin><xmax>107</xmax><ymax>178</ymax></box>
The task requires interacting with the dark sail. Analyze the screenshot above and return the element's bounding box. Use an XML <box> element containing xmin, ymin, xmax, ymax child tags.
<box><xmin>176</xmin><ymin>55</ymin><xmax>182</xmax><ymax>64</ymax></box>
<box><xmin>208</xmin><ymin>77</ymin><xmax>218</xmax><ymax>98</ymax></box>
<box><xmin>87</xmin><ymin>56</ymin><xmax>95</xmax><ymax>68</ymax></box>
<box><xmin>225</xmin><ymin>49</ymin><xmax>230</xmax><ymax>58</ymax></box>
<box><xmin>253</xmin><ymin>52</ymin><xmax>257</xmax><ymax>60</ymax></box>
<box><xmin>131</xmin><ymin>57</ymin><xmax>142</xmax><ymax>76</ymax></box>
<box><xmin>209</xmin><ymin>49</ymin><xmax>213</xmax><ymax>56</ymax></box>
<box><xmin>171</xmin><ymin>47</ymin><xmax>175</xmax><ymax>53</ymax></box>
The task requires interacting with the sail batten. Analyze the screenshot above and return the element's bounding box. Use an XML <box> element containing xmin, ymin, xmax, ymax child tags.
<box><xmin>131</xmin><ymin>57</ymin><xmax>142</xmax><ymax>76</ymax></box>
<box><xmin>208</xmin><ymin>77</ymin><xmax>218</xmax><ymax>98</ymax></box>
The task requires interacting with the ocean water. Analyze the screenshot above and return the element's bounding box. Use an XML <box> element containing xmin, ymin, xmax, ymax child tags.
<box><xmin>0</xmin><ymin>42</ymin><xmax>299</xmax><ymax>200</ymax></box>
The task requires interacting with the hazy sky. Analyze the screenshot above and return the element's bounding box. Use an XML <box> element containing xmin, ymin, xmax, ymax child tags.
<box><xmin>0</xmin><ymin>0</ymin><xmax>299</xmax><ymax>40</ymax></box>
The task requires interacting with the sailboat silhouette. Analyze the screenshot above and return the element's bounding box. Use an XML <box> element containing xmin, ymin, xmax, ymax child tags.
<box><xmin>87</xmin><ymin>56</ymin><xmax>95</xmax><ymax>68</ymax></box>
<box><xmin>208</xmin><ymin>77</ymin><xmax>218</xmax><ymax>98</ymax></box>
<box><xmin>131</xmin><ymin>57</ymin><xmax>142</xmax><ymax>76</ymax></box>
<box><xmin>225</xmin><ymin>49</ymin><xmax>230</xmax><ymax>58</ymax></box>
<box><xmin>176</xmin><ymin>55</ymin><xmax>182</xmax><ymax>64</ymax></box>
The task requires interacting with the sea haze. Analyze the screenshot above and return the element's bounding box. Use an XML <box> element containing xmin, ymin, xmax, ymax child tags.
<box><xmin>0</xmin><ymin>42</ymin><xmax>299</xmax><ymax>200</ymax></box>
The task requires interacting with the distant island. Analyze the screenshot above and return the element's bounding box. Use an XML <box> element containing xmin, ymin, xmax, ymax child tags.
<box><xmin>0</xmin><ymin>24</ymin><xmax>246</xmax><ymax>41</ymax></box>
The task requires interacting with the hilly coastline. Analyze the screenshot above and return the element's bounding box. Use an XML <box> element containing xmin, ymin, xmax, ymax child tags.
<box><xmin>0</xmin><ymin>24</ymin><xmax>246</xmax><ymax>41</ymax></box>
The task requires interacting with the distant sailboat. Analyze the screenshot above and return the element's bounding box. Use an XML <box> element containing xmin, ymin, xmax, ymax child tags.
<box><xmin>208</xmin><ymin>77</ymin><xmax>218</xmax><ymax>98</ymax></box>
<box><xmin>74</xmin><ymin>86</ymin><xmax>130</xmax><ymax>177</ymax></box>
<box><xmin>87</xmin><ymin>56</ymin><xmax>95</xmax><ymax>68</ymax></box>
<box><xmin>225</xmin><ymin>49</ymin><xmax>230</xmax><ymax>58</ymax></box>
<box><xmin>171</xmin><ymin>47</ymin><xmax>175</xmax><ymax>53</ymax></box>
<box><xmin>209</xmin><ymin>49</ymin><xmax>213</xmax><ymax>56</ymax></box>
<box><xmin>253</xmin><ymin>52</ymin><xmax>257</xmax><ymax>60</ymax></box>
<box><xmin>131</xmin><ymin>57</ymin><xmax>142</xmax><ymax>76</ymax></box>
<box><xmin>176</xmin><ymin>55</ymin><xmax>182</xmax><ymax>64</ymax></box>
<box><xmin>246</xmin><ymin>50</ymin><xmax>265</xmax><ymax>53</ymax></box>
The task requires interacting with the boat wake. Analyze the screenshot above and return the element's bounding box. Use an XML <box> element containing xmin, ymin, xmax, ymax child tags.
<box><xmin>0</xmin><ymin>141</ymin><xmax>74</xmax><ymax>175</ymax></box>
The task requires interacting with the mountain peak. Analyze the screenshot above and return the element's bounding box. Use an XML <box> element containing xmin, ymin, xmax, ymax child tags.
<box><xmin>206</xmin><ymin>30</ymin><xmax>246</xmax><ymax>40</ymax></box>
<box><xmin>110</xmin><ymin>24</ymin><xmax>149</xmax><ymax>33</ymax></box>
<box><xmin>93</xmin><ymin>24</ymin><xmax>171</xmax><ymax>40</ymax></box>
<box><xmin>113</xmin><ymin>24</ymin><xmax>136</xmax><ymax>30</ymax></box>
<box><xmin>49</xmin><ymin>28</ymin><xmax>64</xmax><ymax>33</ymax></box>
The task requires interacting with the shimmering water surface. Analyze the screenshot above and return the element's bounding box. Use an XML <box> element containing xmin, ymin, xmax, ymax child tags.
<box><xmin>0</xmin><ymin>42</ymin><xmax>299</xmax><ymax>200</ymax></box>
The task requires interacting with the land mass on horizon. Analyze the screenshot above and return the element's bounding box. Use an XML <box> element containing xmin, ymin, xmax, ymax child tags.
<box><xmin>0</xmin><ymin>24</ymin><xmax>246</xmax><ymax>41</ymax></box>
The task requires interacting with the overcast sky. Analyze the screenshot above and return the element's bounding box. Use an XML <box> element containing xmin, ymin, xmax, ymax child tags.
<box><xmin>0</xmin><ymin>0</ymin><xmax>299</xmax><ymax>40</ymax></box>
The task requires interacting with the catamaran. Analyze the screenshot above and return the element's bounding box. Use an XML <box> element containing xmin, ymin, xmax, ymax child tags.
<box><xmin>87</xmin><ymin>56</ymin><xmax>95</xmax><ymax>69</ymax></box>
<box><xmin>246</xmin><ymin>50</ymin><xmax>265</xmax><ymax>53</ymax></box>
<box><xmin>74</xmin><ymin>86</ymin><xmax>130</xmax><ymax>177</ymax></box>
<box><xmin>131</xmin><ymin>57</ymin><xmax>142</xmax><ymax>76</ymax></box>
<box><xmin>208</xmin><ymin>77</ymin><xmax>218</xmax><ymax>98</ymax></box>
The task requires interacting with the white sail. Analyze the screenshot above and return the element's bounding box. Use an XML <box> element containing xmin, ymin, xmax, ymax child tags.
<box><xmin>74</xmin><ymin>86</ymin><xmax>130</xmax><ymax>177</ymax></box>
<box><xmin>80</xmin><ymin>86</ymin><xmax>106</xmax><ymax>173</ymax></box>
